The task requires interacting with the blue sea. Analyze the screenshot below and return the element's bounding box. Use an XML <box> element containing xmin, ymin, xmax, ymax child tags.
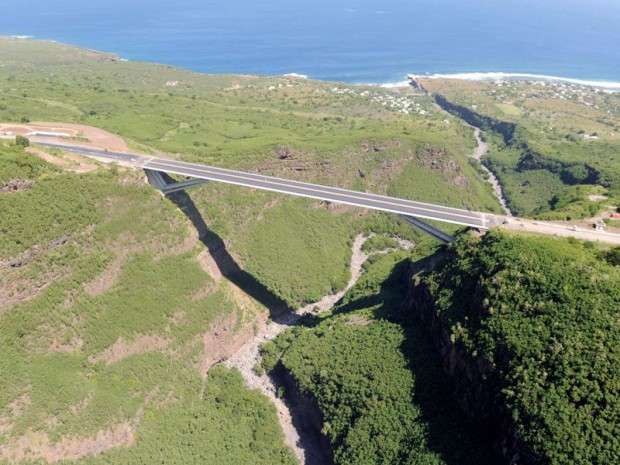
<box><xmin>1</xmin><ymin>0</ymin><xmax>619</xmax><ymax>86</ymax></box>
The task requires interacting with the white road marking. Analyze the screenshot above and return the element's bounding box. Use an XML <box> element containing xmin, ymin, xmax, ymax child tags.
<box><xmin>142</xmin><ymin>159</ymin><xmax>486</xmax><ymax>226</ymax></box>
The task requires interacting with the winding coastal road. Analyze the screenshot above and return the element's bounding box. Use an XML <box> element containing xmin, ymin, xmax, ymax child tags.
<box><xmin>31</xmin><ymin>138</ymin><xmax>620</xmax><ymax>244</ymax></box>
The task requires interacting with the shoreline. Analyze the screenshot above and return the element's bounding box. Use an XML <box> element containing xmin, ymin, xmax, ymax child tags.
<box><xmin>378</xmin><ymin>72</ymin><xmax>620</xmax><ymax>92</ymax></box>
<box><xmin>4</xmin><ymin>36</ymin><xmax>620</xmax><ymax>91</ymax></box>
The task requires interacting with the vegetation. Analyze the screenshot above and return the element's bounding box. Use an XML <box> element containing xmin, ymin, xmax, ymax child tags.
<box><xmin>76</xmin><ymin>366</ymin><xmax>297</xmax><ymax>465</ymax></box>
<box><xmin>263</xmin><ymin>251</ymin><xmax>498</xmax><ymax>465</ymax></box>
<box><xmin>422</xmin><ymin>78</ymin><xmax>620</xmax><ymax>217</ymax></box>
<box><xmin>427</xmin><ymin>231</ymin><xmax>620</xmax><ymax>464</ymax></box>
<box><xmin>0</xmin><ymin>149</ymin><xmax>295</xmax><ymax>463</ymax></box>
<box><xmin>233</xmin><ymin>200</ymin><xmax>352</xmax><ymax>305</ymax></box>
<box><xmin>0</xmin><ymin>168</ymin><xmax>112</xmax><ymax>259</ymax></box>
<box><xmin>15</xmin><ymin>135</ymin><xmax>29</xmax><ymax>147</ymax></box>
<box><xmin>360</xmin><ymin>235</ymin><xmax>400</xmax><ymax>253</ymax></box>
<box><xmin>0</xmin><ymin>144</ymin><xmax>53</xmax><ymax>184</ymax></box>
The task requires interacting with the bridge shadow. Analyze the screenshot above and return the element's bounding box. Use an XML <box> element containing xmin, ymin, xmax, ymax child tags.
<box><xmin>165</xmin><ymin>187</ymin><xmax>290</xmax><ymax>318</ymax></box>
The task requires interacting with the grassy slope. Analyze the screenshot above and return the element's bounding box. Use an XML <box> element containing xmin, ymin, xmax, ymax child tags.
<box><xmin>0</xmin><ymin>148</ymin><xmax>294</xmax><ymax>464</ymax></box>
<box><xmin>421</xmin><ymin>78</ymin><xmax>620</xmax><ymax>217</ymax></box>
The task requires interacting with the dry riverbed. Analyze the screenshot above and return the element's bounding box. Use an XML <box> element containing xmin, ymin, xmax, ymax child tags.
<box><xmin>469</xmin><ymin>128</ymin><xmax>512</xmax><ymax>216</ymax></box>
<box><xmin>224</xmin><ymin>233</ymin><xmax>412</xmax><ymax>464</ymax></box>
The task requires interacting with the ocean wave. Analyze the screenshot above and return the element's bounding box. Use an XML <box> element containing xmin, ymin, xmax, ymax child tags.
<box><xmin>403</xmin><ymin>72</ymin><xmax>620</xmax><ymax>91</ymax></box>
<box><xmin>10</xmin><ymin>35</ymin><xmax>34</xmax><ymax>40</ymax></box>
<box><xmin>379</xmin><ymin>81</ymin><xmax>411</xmax><ymax>89</ymax></box>
<box><xmin>283</xmin><ymin>73</ymin><xmax>308</xmax><ymax>79</ymax></box>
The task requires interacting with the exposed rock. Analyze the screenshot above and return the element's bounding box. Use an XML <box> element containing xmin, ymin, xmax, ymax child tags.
<box><xmin>277</xmin><ymin>146</ymin><xmax>294</xmax><ymax>160</ymax></box>
<box><xmin>0</xmin><ymin>234</ymin><xmax>70</xmax><ymax>268</ymax></box>
<box><xmin>88</xmin><ymin>334</ymin><xmax>171</xmax><ymax>365</ymax></box>
<box><xmin>1</xmin><ymin>179</ymin><xmax>34</xmax><ymax>193</ymax></box>
<box><xmin>450</xmin><ymin>174</ymin><xmax>470</xmax><ymax>187</ymax></box>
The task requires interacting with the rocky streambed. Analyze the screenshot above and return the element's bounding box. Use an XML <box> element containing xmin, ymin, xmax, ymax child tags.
<box><xmin>224</xmin><ymin>233</ymin><xmax>413</xmax><ymax>464</ymax></box>
<box><xmin>469</xmin><ymin>128</ymin><xmax>512</xmax><ymax>216</ymax></box>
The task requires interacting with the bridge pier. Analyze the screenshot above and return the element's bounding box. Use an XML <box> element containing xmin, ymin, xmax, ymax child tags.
<box><xmin>398</xmin><ymin>214</ymin><xmax>456</xmax><ymax>243</ymax></box>
<box><xmin>144</xmin><ymin>169</ymin><xmax>209</xmax><ymax>195</ymax></box>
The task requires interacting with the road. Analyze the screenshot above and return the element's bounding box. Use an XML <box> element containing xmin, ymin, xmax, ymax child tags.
<box><xmin>504</xmin><ymin>218</ymin><xmax>620</xmax><ymax>245</ymax></box>
<box><xmin>32</xmin><ymin>140</ymin><xmax>490</xmax><ymax>229</ymax></box>
<box><xmin>31</xmin><ymin>139</ymin><xmax>620</xmax><ymax>244</ymax></box>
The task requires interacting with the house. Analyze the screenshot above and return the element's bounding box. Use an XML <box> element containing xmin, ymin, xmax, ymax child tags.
<box><xmin>610</xmin><ymin>213</ymin><xmax>620</xmax><ymax>220</ymax></box>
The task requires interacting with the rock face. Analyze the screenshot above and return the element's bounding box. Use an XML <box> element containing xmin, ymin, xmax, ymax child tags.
<box><xmin>1</xmin><ymin>179</ymin><xmax>33</xmax><ymax>192</ymax></box>
<box><xmin>402</xmin><ymin>263</ymin><xmax>544</xmax><ymax>465</ymax></box>
<box><xmin>275</xmin><ymin>366</ymin><xmax>334</xmax><ymax>465</ymax></box>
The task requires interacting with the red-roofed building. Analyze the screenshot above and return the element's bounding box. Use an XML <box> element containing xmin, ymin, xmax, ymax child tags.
<box><xmin>611</xmin><ymin>213</ymin><xmax>620</xmax><ymax>220</ymax></box>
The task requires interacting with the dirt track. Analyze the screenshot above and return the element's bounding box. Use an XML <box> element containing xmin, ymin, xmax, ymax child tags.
<box><xmin>0</xmin><ymin>122</ymin><xmax>129</xmax><ymax>152</ymax></box>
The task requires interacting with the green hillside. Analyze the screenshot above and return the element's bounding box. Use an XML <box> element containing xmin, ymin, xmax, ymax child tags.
<box><xmin>262</xmin><ymin>250</ymin><xmax>500</xmax><ymax>465</ymax></box>
<box><xmin>421</xmin><ymin>78</ymin><xmax>620</xmax><ymax>218</ymax></box>
<box><xmin>0</xmin><ymin>38</ymin><xmax>504</xmax><ymax>463</ymax></box>
<box><xmin>0</xmin><ymin>146</ymin><xmax>295</xmax><ymax>463</ymax></box>
<box><xmin>426</xmin><ymin>232</ymin><xmax>620</xmax><ymax>464</ymax></box>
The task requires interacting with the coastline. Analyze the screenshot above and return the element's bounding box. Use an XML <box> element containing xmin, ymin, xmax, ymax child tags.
<box><xmin>378</xmin><ymin>72</ymin><xmax>620</xmax><ymax>92</ymax></box>
<box><xmin>4</xmin><ymin>35</ymin><xmax>620</xmax><ymax>92</ymax></box>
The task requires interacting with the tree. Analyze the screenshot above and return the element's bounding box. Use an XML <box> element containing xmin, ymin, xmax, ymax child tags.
<box><xmin>607</xmin><ymin>247</ymin><xmax>620</xmax><ymax>266</ymax></box>
<box><xmin>15</xmin><ymin>135</ymin><xmax>29</xmax><ymax>147</ymax></box>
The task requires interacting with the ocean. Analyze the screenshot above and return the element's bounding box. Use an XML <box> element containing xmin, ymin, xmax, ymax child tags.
<box><xmin>1</xmin><ymin>0</ymin><xmax>619</xmax><ymax>86</ymax></box>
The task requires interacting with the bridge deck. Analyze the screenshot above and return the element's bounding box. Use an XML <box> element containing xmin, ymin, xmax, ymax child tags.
<box><xmin>33</xmin><ymin>140</ymin><xmax>490</xmax><ymax>229</ymax></box>
<box><xmin>140</xmin><ymin>157</ymin><xmax>488</xmax><ymax>228</ymax></box>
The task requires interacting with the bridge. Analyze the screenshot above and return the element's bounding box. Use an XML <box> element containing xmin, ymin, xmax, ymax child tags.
<box><xmin>34</xmin><ymin>140</ymin><xmax>505</xmax><ymax>242</ymax></box>
<box><xmin>32</xmin><ymin>140</ymin><xmax>620</xmax><ymax>245</ymax></box>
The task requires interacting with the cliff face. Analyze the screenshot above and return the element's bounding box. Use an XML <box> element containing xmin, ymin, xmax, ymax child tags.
<box><xmin>274</xmin><ymin>364</ymin><xmax>335</xmax><ymax>465</ymax></box>
<box><xmin>433</xmin><ymin>94</ymin><xmax>517</xmax><ymax>144</ymax></box>
<box><xmin>403</xmin><ymin>264</ymin><xmax>544</xmax><ymax>465</ymax></box>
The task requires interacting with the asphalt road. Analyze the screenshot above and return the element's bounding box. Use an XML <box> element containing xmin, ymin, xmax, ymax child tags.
<box><xmin>33</xmin><ymin>140</ymin><xmax>488</xmax><ymax>229</ymax></box>
<box><xmin>32</xmin><ymin>139</ymin><xmax>620</xmax><ymax>244</ymax></box>
<box><xmin>143</xmin><ymin>158</ymin><xmax>489</xmax><ymax>228</ymax></box>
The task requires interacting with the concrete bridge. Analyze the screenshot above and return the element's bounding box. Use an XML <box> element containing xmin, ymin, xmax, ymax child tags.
<box><xmin>34</xmin><ymin>140</ymin><xmax>500</xmax><ymax>242</ymax></box>
<box><xmin>33</xmin><ymin>140</ymin><xmax>620</xmax><ymax>245</ymax></box>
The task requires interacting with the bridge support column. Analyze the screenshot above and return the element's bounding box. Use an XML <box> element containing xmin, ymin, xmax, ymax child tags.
<box><xmin>398</xmin><ymin>215</ymin><xmax>456</xmax><ymax>243</ymax></box>
<box><xmin>144</xmin><ymin>169</ymin><xmax>209</xmax><ymax>195</ymax></box>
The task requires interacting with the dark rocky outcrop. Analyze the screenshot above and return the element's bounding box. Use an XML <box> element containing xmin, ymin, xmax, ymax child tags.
<box><xmin>1</xmin><ymin>179</ymin><xmax>34</xmax><ymax>193</ymax></box>
<box><xmin>1</xmin><ymin>234</ymin><xmax>70</xmax><ymax>268</ymax></box>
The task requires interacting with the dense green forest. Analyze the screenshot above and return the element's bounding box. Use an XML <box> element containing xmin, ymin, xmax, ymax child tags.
<box><xmin>426</xmin><ymin>232</ymin><xmax>620</xmax><ymax>464</ymax></box>
<box><xmin>263</xmin><ymin>251</ymin><xmax>499</xmax><ymax>465</ymax></box>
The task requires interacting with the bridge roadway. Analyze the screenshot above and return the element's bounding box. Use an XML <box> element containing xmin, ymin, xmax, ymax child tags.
<box><xmin>33</xmin><ymin>140</ymin><xmax>494</xmax><ymax>229</ymax></box>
